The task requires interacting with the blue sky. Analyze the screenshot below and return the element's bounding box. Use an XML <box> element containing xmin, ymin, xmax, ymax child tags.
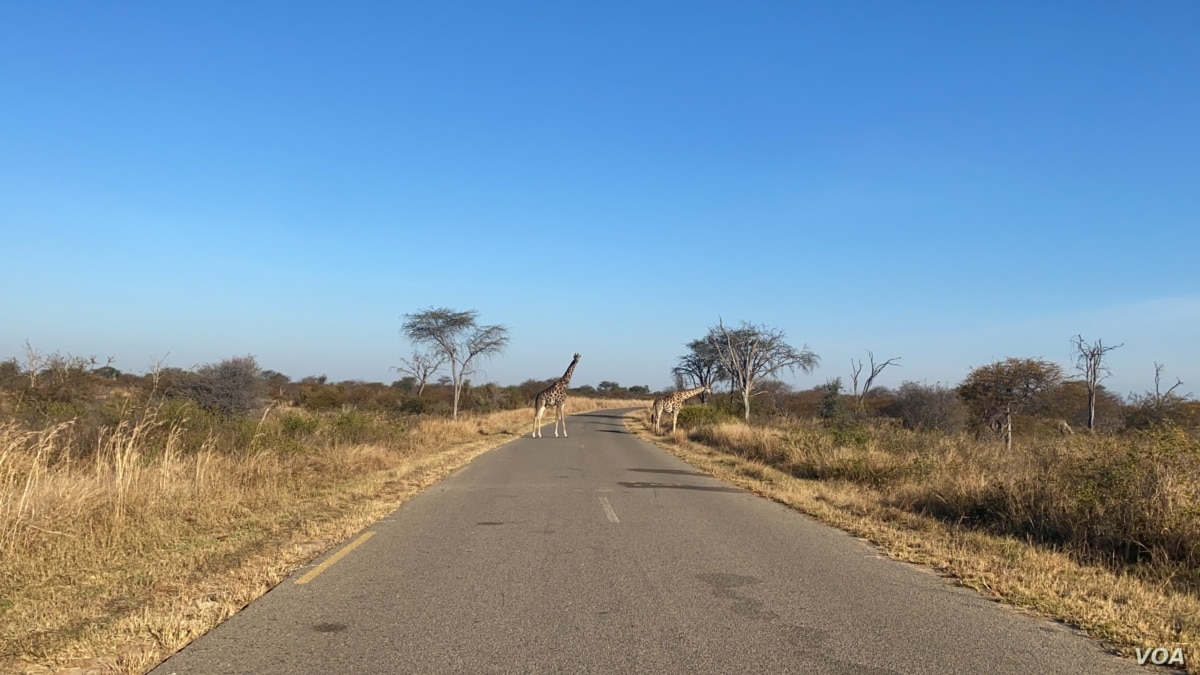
<box><xmin>2</xmin><ymin>2</ymin><xmax>1197</xmax><ymax>397</ymax></box>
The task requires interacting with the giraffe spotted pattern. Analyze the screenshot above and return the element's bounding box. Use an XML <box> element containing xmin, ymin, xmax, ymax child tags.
<box><xmin>651</xmin><ymin>384</ymin><xmax>712</xmax><ymax>434</ymax></box>
<box><xmin>532</xmin><ymin>353</ymin><xmax>581</xmax><ymax>438</ymax></box>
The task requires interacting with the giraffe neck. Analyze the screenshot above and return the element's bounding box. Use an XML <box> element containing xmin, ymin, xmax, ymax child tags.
<box><xmin>559</xmin><ymin>358</ymin><xmax>579</xmax><ymax>385</ymax></box>
<box><xmin>680</xmin><ymin>386</ymin><xmax>708</xmax><ymax>400</ymax></box>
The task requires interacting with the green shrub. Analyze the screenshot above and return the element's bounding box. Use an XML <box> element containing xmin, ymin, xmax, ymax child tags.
<box><xmin>676</xmin><ymin>406</ymin><xmax>735</xmax><ymax>429</ymax></box>
<box><xmin>332</xmin><ymin>409</ymin><xmax>372</xmax><ymax>444</ymax></box>
<box><xmin>280</xmin><ymin>412</ymin><xmax>320</xmax><ymax>437</ymax></box>
<box><xmin>399</xmin><ymin>397</ymin><xmax>428</xmax><ymax>414</ymax></box>
<box><xmin>827</xmin><ymin>420</ymin><xmax>871</xmax><ymax>448</ymax></box>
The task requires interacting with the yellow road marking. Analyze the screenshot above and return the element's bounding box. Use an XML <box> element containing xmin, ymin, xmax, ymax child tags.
<box><xmin>295</xmin><ymin>531</ymin><xmax>375</xmax><ymax>585</ymax></box>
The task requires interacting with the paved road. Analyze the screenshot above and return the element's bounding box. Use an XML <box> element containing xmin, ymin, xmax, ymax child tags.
<box><xmin>151</xmin><ymin>409</ymin><xmax>1150</xmax><ymax>674</ymax></box>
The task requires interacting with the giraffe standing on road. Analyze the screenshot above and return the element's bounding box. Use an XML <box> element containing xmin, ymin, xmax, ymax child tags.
<box><xmin>532</xmin><ymin>353</ymin><xmax>581</xmax><ymax>438</ymax></box>
<box><xmin>651</xmin><ymin>384</ymin><xmax>712</xmax><ymax>434</ymax></box>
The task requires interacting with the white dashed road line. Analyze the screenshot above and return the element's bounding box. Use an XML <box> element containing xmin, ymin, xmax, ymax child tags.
<box><xmin>599</xmin><ymin>496</ymin><xmax>620</xmax><ymax>523</ymax></box>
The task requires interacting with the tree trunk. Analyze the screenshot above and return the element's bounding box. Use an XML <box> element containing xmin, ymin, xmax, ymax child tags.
<box><xmin>451</xmin><ymin>362</ymin><xmax>461</xmax><ymax>420</ymax></box>
<box><xmin>1086</xmin><ymin>388</ymin><xmax>1096</xmax><ymax>431</ymax></box>
<box><xmin>741</xmin><ymin>388</ymin><xmax>751</xmax><ymax>420</ymax></box>
<box><xmin>1004</xmin><ymin>404</ymin><xmax>1013</xmax><ymax>452</ymax></box>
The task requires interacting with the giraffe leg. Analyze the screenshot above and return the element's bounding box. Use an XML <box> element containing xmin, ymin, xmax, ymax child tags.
<box><xmin>533</xmin><ymin>404</ymin><xmax>545</xmax><ymax>438</ymax></box>
<box><xmin>561</xmin><ymin>404</ymin><xmax>568</xmax><ymax>437</ymax></box>
<box><xmin>672</xmin><ymin>408</ymin><xmax>680</xmax><ymax>434</ymax></box>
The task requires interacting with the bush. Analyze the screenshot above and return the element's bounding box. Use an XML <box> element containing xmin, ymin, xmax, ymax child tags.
<box><xmin>280</xmin><ymin>411</ymin><xmax>320</xmax><ymax>436</ymax></box>
<box><xmin>332</xmin><ymin>409</ymin><xmax>372</xmax><ymax>444</ymax></box>
<box><xmin>0</xmin><ymin>359</ymin><xmax>22</xmax><ymax>390</ymax></box>
<box><xmin>172</xmin><ymin>356</ymin><xmax>264</xmax><ymax>417</ymax></box>
<box><xmin>817</xmin><ymin>378</ymin><xmax>847</xmax><ymax>422</ymax></box>
<box><xmin>295</xmin><ymin>381</ymin><xmax>350</xmax><ymax>411</ymax></box>
<box><xmin>827</xmin><ymin>420</ymin><xmax>871</xmax><ymax>447</ymax></box>
<box><xmin>881</xmin><ymin>381</ymin><xmax>967</xmax><ymax>432</ymax></box>
<box><xmin>675</xmin><ymin>406</ymin><xmax>736</xmax><ymax>429</ymax></box>
<box><xmin>399</xmin><ymin>397</ymin><xmax>429</xmax><ymax>414</ymax></box>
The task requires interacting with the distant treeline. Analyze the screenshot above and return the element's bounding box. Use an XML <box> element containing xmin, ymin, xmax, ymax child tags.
<box><xmin>1</xmin><ymin>351</ymin><xmax>1196</xmax><ymax>437</ymax></box>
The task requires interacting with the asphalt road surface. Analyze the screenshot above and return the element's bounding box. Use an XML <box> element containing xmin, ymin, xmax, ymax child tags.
<box><xmin>150</xmin><ymin>409</ymin><xmax>1152</xmax><ymax>674</ymax></box>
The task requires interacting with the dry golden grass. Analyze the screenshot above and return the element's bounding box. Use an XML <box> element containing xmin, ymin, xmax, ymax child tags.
<box><xmin>0</xmin><ymin>397</ymin><xmax>641</xmax><ymax>674</ymax></box>
<box><xmin>626</xmin><ymin>411</ymin><xmax>1198</xmax><ymax>672</ymax></box>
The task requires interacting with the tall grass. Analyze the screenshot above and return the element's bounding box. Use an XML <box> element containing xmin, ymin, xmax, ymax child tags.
<box><xmin>687</xmin><ymin>420</ymin><xmax>1200</xmax><ymax>575</ymax></box>
<box><xmin>658</xmin><ymin>414</ymin><xmax>1198</xmax><ymax>670</ymax></box>
<box><xmin>0</xmin><ymin>396</ymin><xmax>640</xmax><ymax>673</ymax></box>
<box><xmin>657</xmin><ymin>415</ymin><xmax>1200</xmax><ymax>667</ymax></box>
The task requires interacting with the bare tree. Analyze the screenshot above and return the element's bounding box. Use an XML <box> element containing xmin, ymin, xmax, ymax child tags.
<box><xmin>671</xmin><ymin>338</ymin><xmax>726</xmax><ymax>404</ymax></box>
<box><xmin>148</xmin><ymin>353</ymin><xmax>171</xmax><ymax>398</ymax></box>
<box><xmin>1070</xmin><ymin>334</ymin><xmax>1122</xmax><ymax>431</ymax></box>
<box><xmin>849</xmin><ymin>351</ymin><xmax>900</xmax><ymax>411</ymax></box>
<box><xmin>1148</xmin><ymin>362</ymin><xmax>1187</xmax><ymax>404</ymax></box>
<box><xmin>706</xmin><ymin>318</ymin><xmax>819</xmax><ymax>420</ymax></box>
<box><xmin>44</xmin><ymin>352</ymin><xmax>107</xmax><ymax>386</ymax></box>
<box><xmin>401</xmin><ymin>307</ymin><xmax>509</xmax><ymax>420</ymax></box>
<box><xmin>23</xmin><ymin>340</ymin><xmax>44</xmax><ymax>388</ymax></box>
<box><xmin>1126</xmin><ymin>362</ymin><xmax>1192</xmax><ymax>429</ymax></box>
<box><xmin>393</xmin><ymin>349</ymin><xmax>446</xmax><ymax>397</ymax></box>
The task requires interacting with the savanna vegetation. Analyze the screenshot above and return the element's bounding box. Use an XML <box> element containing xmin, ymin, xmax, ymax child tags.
<box><xmin>637</xmin><ymin>325</ymin><xmax>1199</xmax><ymax>670</ymax></box>
<box><xmin>3</xmin><ymin>315</ymin><xmax>1197</xmax><ymax>673</ymax></box>
<box><xmin>0</xmin><ymin>342</ymin><xmax>643</xmax><ymax>674</ymax></box>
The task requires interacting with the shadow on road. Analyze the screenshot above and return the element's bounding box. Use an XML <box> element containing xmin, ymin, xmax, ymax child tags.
<box><xmin>618</xmin><ymin>481</ymin><xmax>746</xmax><ymax>494</ymax></box>
<box><xmin>581</xmin><ymin>411</ymin><xmax>640</xmax><ymax>420</ymax></box>
<box><xmin>626</xmin><ymin>468</ymin><xmax>709</xmax><ymax>477</ymax></box>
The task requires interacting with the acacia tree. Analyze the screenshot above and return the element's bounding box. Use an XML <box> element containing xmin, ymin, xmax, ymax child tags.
<box><xmin>958</xmin><ymin>357</ymin><xmax>1063</xmax><ymax>450</ymax></box>
<box><xmin>671</xmin><ymin>338</ymin><xmax>726</xmax><ymax>404</ymax></box>
<box><xmin>394</xmin><ymin>349</ymin><xmax>446</xmax><ymax>397</ymax></box>
<box><xmin>706</xmin><ymin>319</ymin><xmax>819</xmax><ymax>420</ymax></box>
<box><xmin>1070</xmin><ymin>334</ymin><xmax>1122</xmax><ymax>431</ymax></box>
<box><xmin>401</xmin><ymin>307</ymin><xmax>509</xmax><ymax>420</ymax></box>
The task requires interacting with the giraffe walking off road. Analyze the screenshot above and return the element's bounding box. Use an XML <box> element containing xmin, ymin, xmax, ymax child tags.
<box><xmin>532</xmin><ymin>353</ymin><xmax>581</xmax><ymax>438</ymax></box>
<box><xmin>651</xmin><ymin>384</ymin><xmax>712</xmax><ymax>434</ymax></box>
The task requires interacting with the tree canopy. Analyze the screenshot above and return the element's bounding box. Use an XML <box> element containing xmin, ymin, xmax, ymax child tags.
<box><xmin>672</xmin><ymin>338</ymin><xmax>725</xmax><ymax>404</ymax></box>
<box><xmin>706</xmin><ymin>319</ymin><xmax>819</xmax><ymax>420</ymax></box>
<box><xmin>401</xmin><ymin>307</ymin><xmax>509</xmax><ymax>420</ymax></box>
<box><xmin>958</xmin><ymin>357</ymin><xmax>1063</xmax><ymax>448</ymax></box>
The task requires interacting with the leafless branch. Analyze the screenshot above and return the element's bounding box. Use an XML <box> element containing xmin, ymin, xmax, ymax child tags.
<box><xmin>148</xmin><ymin>353</ymin><xmax>171</xmax><ymax>397</ymax></box>
<box><xmin>1071</xmin><ymin>334</ymin><xmax>1123</xmax><ymax>430</ymax></box>
<box><xmin>852</xmin><ymin>351</ymin><xmax>900</xmax><ymax>410</ymax></box>
<box><xmin>706</xmin><ymin>317</ymin><xmax>818</xmax><ymax>420</ymax></box>
<box><xmin>393</xmin><ymin>349</ymin><xmax>446</xmax><ymax>397</ymax></box>
<box><xmin>23</xmin><ymin>340</ymin><xmax>43</xmax><ymax>388</ymax></box>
